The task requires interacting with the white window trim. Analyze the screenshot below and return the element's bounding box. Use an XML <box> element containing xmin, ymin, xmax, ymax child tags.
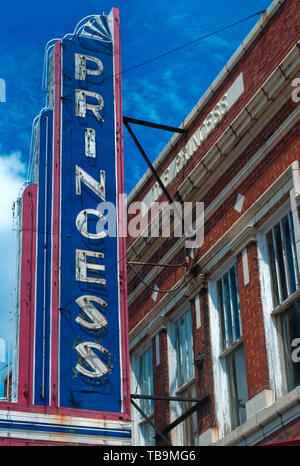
<box><xmin>271</xmin><ymin>288</ymin><xmax>300</xmax><ymax>317</ymax></box>
<box><xmin>208</xmin><ymin>272</ymin><xmax>236</xmax><ymax>438</ymax></box>
<box><xmin>265</xmin><ymin>207</ymin><xmax>299</xmax><ymax>303</ymax></box>
<box><xmin>167</xmin><ymin>305</ymin><xmax>195</xmax><ymax>445</ymax></box>
<box><xmin>131</xmin><ymin>343</ymin><xmax>155</xmax><ymax>446</ymax></box>
<box><xmin>217</xmin><ymin>263</ymin><xmax>242</xmax><ymax>350</ymax></box>
<box><xmin>205</xmin><ymin>162</ymin><xmax>300</xmax><ymax>439</ymax></box>
<box><xmin>210</xmin><ymin>260</ymin><xmax>248</xmax><ymax>433</ymax></box>
<box><xmin>257</xmin><ymin>197</ymin><xmax>300</xmax><ymax>400</ymax></box>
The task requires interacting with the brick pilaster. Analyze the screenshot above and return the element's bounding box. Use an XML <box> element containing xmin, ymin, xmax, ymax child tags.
<box><xmin>237</xmin><ymin>241</ymin><xmax>270</xmax><ymax>400</ymax></box>
<box><xmin>152</xmin><ymin>329</ymin><xmax>171</xmax><ymax>445</ymax></box>
<box><xmin>191</xmin><ymin>288</ymin><xmax>216</xmax><ymax>434</ymax></box>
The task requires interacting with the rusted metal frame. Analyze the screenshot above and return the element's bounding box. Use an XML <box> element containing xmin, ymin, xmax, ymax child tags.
<box><xmin>130</xmin><ymin>398</ymin><xmax>172</xmax><ymax>446</ymax></box>
<box><xmin>123</xmin><ymin>117</ymin><xmax>192</xmax><ymax>267</ymax></box>
<box><xmin>123</xmin><ymin>116</ymin><xmax>186</xmax><ymax>134</ymax></box>
<box><xmin>123</xmin><ymin>117</ymin><xmax>175</xmax><ymax>206</ymax></box>
<box><xmin>131</xmin><ymin>393</ymin><xmax>206</xmax><ymax>403</ymax></box>
<box><xmin>128</xmin><ymin>261</ymin><xmax>185</xmax><ymax>268</ymax></box>
<box><xmin>131</xmin><ymin>394</ymin><xmax>210</xmax><ymax>443</ymax></box>
<box><xmin>161</xmin><ymin>395</ymin><xmax>211</xmax><ymax>436</ymax></box>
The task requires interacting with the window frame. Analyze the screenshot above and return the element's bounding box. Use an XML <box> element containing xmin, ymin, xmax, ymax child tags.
<box><xmin>132</xmin><ymin>343</ymin><xmax>155</xmax><ymax>446</ymax></box>
<box><xmin>257</xmin><ymin>199</ymin><xmax>300</xmax><ymax>400</ymax></box>
<box><xmin>273</xmin><ymin>293</ymin><xmax>300</xmax><ymax>394</ymax></box>
<box><xmin>216</xmin><ymin>263</ymin><xmax>242</xmax><ymax>352</ymax></box>
<box><xmin>167</xmin><ymin>305</ymin><xmax>196</xmax><ymax>445</ymax></box>
<box><xmin>225</xmin><ymin>343</ymin><xmax>248</xmax><ymax>430</ymax></box>
<box><xmin>215</xmin><ymin>262</ymin><xmax>248</xmax><ymax>430</ymax></box>
<box><xmin>208</xmin><ymin>257</ymin><xmax>249</xmax><ymax>435</ymax></box>
<box><xmin>265</xmin><ymin>210</ymin><xmax>300</xmax><ymax>308</ymax></box>
<box><xmin>175</xmin><ymin>379</ymin><xmax>198</xmax><ymax>446</ymax></box>
<box><xmin>263</xmin><ymin>208</ymin><xmax>300</xmax><ymax>395</ymax></box>
<box><xmin>172</xmin><ymin>308</ymin><xmax>195</xmax><ymax>390</ymax></box>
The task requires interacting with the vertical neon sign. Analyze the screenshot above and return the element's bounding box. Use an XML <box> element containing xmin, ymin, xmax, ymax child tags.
<box><xmin>3</xmin><ymin>9</ymin><xmax>131</xmax><ymax>445</ymax></box>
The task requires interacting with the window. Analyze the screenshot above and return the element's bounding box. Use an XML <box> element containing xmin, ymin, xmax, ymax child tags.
<box><xmin>134</xmin><ymin>346</ymin><xmax>155</xmax><ymax>446</ymax></box>
<box><xmin>169</xmin><ymin>308</ymin><xmax>197</xmax><ymax>445</ymax></box>
<box><xmin>217</xmin><ymin>264</ymin><xmax>248</xmax><ymax>430</ymax></box>
<box><xmin>217</xmin><ymin>264</ymin><xmax>242</xmax><ymax>351</ymax></box>
<box><xmin>138</xmin><ymin>346</ymin><xmax>154</xmax><ymax>416</ymax></box>
<box><xmin>226</xmin><ymin>345</ymin><xmax>248</xmax><ymax>428</ymax></box>
<box><xmin>174</xmin><ymin>309</ymin><xmax>194</xmax><ymax>388</ymax></box>
<box><xmin>266</xmin><ymin>211</ymin><xmax>300</xmax><ymax>307</ymax></box>
<box><xmin>264</xmin><ymin>210</ymin><xmax>300</xmax><ymax>395</ymax></box>
<box><xmin>278</xmin><ymin>299</ymin><xmax>300</xmax><ymax>392</ymax></box>
<box><xmin>178</xmin><ymin>382</ymin><xmax>198</xmax><ymax>446</ymax></box>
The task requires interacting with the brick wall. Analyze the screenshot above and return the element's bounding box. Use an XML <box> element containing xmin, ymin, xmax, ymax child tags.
<box><xmin>152</xmin><ymin>329</ymin><xmax>171</xmax><ymax>445</ymax></box>
<box><xmin>128</xmin><ymin>0</ymin><xmax>300</xmax><ymax>444</ymax></box>
<box><xmin>127</xmin><ymin>0</ymin><xmax>300</xmax><ymax>211</ymax></box>
<box><xmin>258</xmin><ymin>417</ymin><xmax>300</xmax><ymax>445</ymax></box>
<box><xmin>237</xmin><ymin>242</ymin><xmax>270</xmax><ymax>400</ymax></box>
<box><xmin>128</xmin><ymin>119</ymin><xmax>300</xmax><ymax>332</ymax></box>
<box><xmin>191</xmin><ymin>288</ymin><xmax>216</xmax><ymax>434</ymax></box>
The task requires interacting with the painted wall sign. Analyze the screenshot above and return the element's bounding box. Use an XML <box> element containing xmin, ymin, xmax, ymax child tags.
<box><xmin>0</xmin><ymin>9</ymin><xmax>131</xmax><ymax>446</ymax></box>
<box><xmin>143</xmin><ymin>73</ymin><xmax>244</xmax><ymax>210</ymax></box>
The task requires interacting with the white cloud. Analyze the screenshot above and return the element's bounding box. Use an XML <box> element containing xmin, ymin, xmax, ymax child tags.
<box><xmin>0</xmin><ymin>150</ymin><xmax>26</xmax><ymax>349</ymax></box>
<box><xmin>0</xmin><ymin>338</ymin><xmax>5</xmax><ymax>363</ymax></box>
<box><xmin>0</xmin><ymin>150</ymin><xmax>26</xmax><ymax>232</ymax></box>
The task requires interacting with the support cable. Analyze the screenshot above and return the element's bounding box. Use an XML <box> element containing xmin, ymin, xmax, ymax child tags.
<box><xmin>128</xmin><ymin>261</ymin><xmax>186</xmax><ymax>294</ymax></box>
<box><xmin>61</xmin><ymin>10</ymin><xmax>267</xmax><ymax>100</ymax></box>
<box><xmin>130</xmin><ymin>398</ymin><xmax>172</xmax><ymax>446</ymax></box>
<box><xmin>124</xmin><ymin>116</ymin><xmax>195</xmax><ymax>294</ymax></box>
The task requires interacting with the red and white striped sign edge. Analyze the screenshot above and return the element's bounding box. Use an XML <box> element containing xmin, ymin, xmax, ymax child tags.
<box><xmin>0</xmin><ymin>8</ymin><xmax>131</xmax><ymax>431</ymax></box>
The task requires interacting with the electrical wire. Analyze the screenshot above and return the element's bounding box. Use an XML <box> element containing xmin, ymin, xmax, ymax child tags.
<box><xmin>118</xmin><ymin>10</ymin><xmax>266</xmax><ymax>77</ymax></box>
<box><xmin>20</xmin><ymin>10</ymin><xmax>268</xmax><ymax>296</ymax></box>
<box><xmin>128</xmin><ymin>261</ymin><xmax>187</xmax><ymax>294</ymax></box>
<box><xmin>61</xmin><ymin>10</ymin><xmax>266</xmax><ymax>101</ymax></box>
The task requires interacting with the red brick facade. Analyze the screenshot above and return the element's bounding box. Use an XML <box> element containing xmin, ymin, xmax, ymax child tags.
<box><xmin>152</xmin><ymin>329</ymin><xmax>171</xmax><ymax>445</ymax></box>
<box><xmin>260</xmin><ymin>418</ymin><xmax>300</xmax><ymax>445</ymax></box>
<box><xmin>191</xmin><ymin>288</ymin><xmax>216</xmax><ymax>433</ymax></box>
<box><xmin>128</xmin><ymin>0</ymin><xmax>300</xmax><ymax>446</ymax></box>
<box><xmin>237</xmin><ymin>242</ymin><xmax>270</xmax><ymax>400</ymax></box>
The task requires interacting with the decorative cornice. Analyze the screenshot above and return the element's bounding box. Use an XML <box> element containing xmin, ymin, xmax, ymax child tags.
<box><xmin>128</xmin><ymin>103</ymin><xmax>300</xmax><ymax>305</ymax></box>
<box><xmin>184</xmin><ymin>271</ymin><xmax>208</xmax><ymax>299</ymax></box>
<box><xmin>229</xmin><ymin>225</ymin><xmax>257</xmax><ymax>256</ymax></box>
<box><xmin>198</xmin><ymin>163</ymin><xmax>296</xmax><ymax>274</ymax></box>
<box><xmin>127</xmin><ymin>40</ymin><xmax>300</xmax><ymax>268</ymax></box>
<box><xmin>76</xmin><ymin>15</ymin><xmax>112</xmax><ymax>43</ymax></box>
<box><xmin>127</xmin><ymin>0</ymin><xmax>286</xmax><ymax>204</ymax></box>
<box><xmin>146</xmin><ymin>316</ymin><xmax>168</xmax><ymax>338</ymax></box>
<box><xmin>129</xmin><ymin>269</ymin><xmax>208</xmax><ymax>349</ymax></box>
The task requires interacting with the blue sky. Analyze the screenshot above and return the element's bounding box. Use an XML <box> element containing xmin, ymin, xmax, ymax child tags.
<box><xmin>0</xmin><ymin>0</ymin><xmax>271</xmax><ymax>371</ymax></box>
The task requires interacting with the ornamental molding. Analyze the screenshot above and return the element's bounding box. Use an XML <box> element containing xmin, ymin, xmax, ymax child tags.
<box><xmin>229</xmin><ymin>225</ymin><xmax>258</xmax><ymax>256</ymax></box>
<box><xmin>127</xmin><ymin>40</ymin><xmax>300</xmax><ymax>267</ymax></box>
<box><xmin>74</xmin><ymin>15</ymin><xmax>112</xmax><ymax>43</ymax></box>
